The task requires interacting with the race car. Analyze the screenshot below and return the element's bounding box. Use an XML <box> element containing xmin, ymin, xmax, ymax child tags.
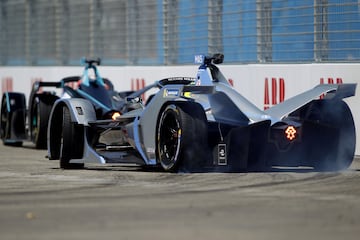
<box><xmin>47</xmin><ymin>53</ymin><xmax>356</xmax><ymax>172</ymax></box>
<box><xmin>0</xmin><ymin>58</ymin><xmax>134</xmax><ymax>149</ymax></box>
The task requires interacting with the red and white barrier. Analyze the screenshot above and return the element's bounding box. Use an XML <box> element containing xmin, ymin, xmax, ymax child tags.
<box><xmin>1</xmin><ymin>63</ymin><xmax>360</xmax><ymax>154</ymax></box>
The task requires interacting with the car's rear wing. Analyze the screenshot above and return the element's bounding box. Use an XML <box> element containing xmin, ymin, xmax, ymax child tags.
<box><xmin>265</xmin><ymin>83</ymin><xmax>357</xmax><ymax>121</ymax></box>
<box><xmin>32</xmin><ymin>76</ymin><xmax>81</xmax><ymax>92</ymax></box>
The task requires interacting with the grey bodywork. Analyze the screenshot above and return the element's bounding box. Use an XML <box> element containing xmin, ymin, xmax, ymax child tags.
<box><xmin>47</xmin><ymin>54</ymin><xmax>356</xmax><ymax>171</ymax></box>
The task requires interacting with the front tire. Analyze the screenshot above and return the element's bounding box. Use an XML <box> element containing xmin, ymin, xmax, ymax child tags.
<box><xmin>60</xmin><ymin>106</ymin><xmax>84</xmax><ymax>169</ymax></box>
<box><xmin>156</xmin><ymin>103</ymin><xmax>208</xmax><ymax>172</ymax></box>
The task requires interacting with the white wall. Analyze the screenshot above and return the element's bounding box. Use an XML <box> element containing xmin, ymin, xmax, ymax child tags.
<box><xmin>1</xmin><ymin>63</ymin><xmax>359</xmax><ymax>154</ymax></box>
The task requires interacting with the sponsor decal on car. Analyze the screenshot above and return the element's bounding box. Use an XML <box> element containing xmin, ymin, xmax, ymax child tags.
<box><xmin>163</xmin><ymin>89</ymin><xmax>179</xmax><ymax>97</ymax></box>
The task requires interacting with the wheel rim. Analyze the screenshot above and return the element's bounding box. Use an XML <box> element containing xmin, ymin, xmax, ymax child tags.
<box><xmin>158</xmin><ymin>110</ymin><xmax>181</xmax><ymax>170</ymax></box>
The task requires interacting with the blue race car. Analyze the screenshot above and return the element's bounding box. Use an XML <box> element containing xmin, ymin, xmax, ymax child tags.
<box><xmin>1</xmin><ymin>58</ymin><xmax>135</xmax><ymax>149</ymax></box>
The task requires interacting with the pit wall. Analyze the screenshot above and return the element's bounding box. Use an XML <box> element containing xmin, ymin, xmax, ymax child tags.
<box><xmin>1</xmin><ymin>63</ymin><xmax>359</xmax><ymax>154</ymax></box>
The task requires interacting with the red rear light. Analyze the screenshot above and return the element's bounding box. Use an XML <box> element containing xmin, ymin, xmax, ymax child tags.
<box><xmin>285</xmin><ymin>126</ymin><xmax>297</xmax><ymax>141</ymax></box>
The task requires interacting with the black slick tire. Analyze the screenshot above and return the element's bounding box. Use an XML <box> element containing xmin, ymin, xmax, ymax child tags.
<box><xmin>31</xmin><ymin>97</ymin><xmax>53</xmax><ymax>149</ymax></box>
<box><xmin>60</xmin><ymin>106</ymin><xmax>84</xmax><ymax>169</ymax></box>
<box><xmin>156</xmin><ymin>103</ymin><xmax>208</xmax><ymax>172</ymax></box>
<box><xmin>305</xmin><ymin>99</ymin><xmax>355</xmax><ymax>171</ymax></box>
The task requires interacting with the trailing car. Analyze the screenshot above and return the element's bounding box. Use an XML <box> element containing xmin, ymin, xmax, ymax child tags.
<box><xmin>47</xmin><ymin>54</ymin><xmax>357</xmax><ymax>172</ymax></box>
<box><xmin>0</xmin><ymin>58</ymin><xmax>134</xmax><ymax>149</ymax></box>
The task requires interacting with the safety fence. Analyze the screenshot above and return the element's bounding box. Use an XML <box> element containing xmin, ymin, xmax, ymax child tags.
<box><xmin>0</xmin><ymin>0</ymin><xmax>359</xmax><ymax>66</ymax></box>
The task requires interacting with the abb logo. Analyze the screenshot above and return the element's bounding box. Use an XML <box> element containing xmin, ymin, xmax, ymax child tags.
<box><xmin>320</xmin><ymin>77</ymin><xmax>343</xmax><ymax>84</ymax></box>
<box><xmin>1</xmin><ymin>77</ymin><xmax>13</xmax><ymax>95</ymax></box>
<box><xmin>264</xmin><ymin>77</ymin><xmax>285</xmax><ymax>110</ymax></box>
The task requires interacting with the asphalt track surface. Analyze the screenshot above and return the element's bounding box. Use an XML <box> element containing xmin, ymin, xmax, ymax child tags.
<box><xmin>1</xmin><ymin>142</ymin><xmax>360</xmax><ymax>240</ymax></box>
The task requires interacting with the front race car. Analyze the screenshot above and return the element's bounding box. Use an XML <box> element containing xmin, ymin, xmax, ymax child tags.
<box><xmin>47</xmin><ymin>53</ymin><xmax>357</xmax><ymax>173</ymax></box>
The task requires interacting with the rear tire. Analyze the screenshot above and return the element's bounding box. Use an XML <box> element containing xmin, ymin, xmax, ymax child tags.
<box><xmin>31</xmin><ymin>97</ymin><xmax>54</xmax><ymax>149</ymax></box>
<box><xmin>156</xmin><ymin>103</ymin><xmax>208</xmax><ymax>172</ymax></box>
<box><xmin>305</xmin><ymin>99</ymin><xmax>355</xmax><ymax>171</ymax></box>
<box><xmin>60</xmin><ymin>106</ymin><xmax>84</xmax><ymax>169</ymax></box>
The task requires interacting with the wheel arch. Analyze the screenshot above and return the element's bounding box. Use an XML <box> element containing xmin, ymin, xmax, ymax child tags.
<box><xmin>47</xmin><ymin>98</ymin><xmax>96</xmax><ymax>160</ymax></box>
